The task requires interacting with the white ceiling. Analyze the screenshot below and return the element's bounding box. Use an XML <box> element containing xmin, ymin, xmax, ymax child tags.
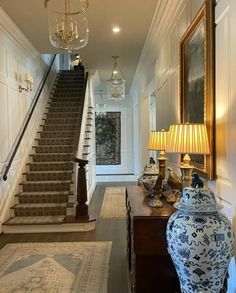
<box><xmin>0</xmin><ymin>0</ymin><xmax>158</xmax><ymax>93</ymax></box>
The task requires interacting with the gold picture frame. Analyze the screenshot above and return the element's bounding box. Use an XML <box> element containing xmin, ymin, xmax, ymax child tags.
<box><xmin>180</xmin><ymin>0</ymin><xmax>215</xmax><ymax>179</ymax></box>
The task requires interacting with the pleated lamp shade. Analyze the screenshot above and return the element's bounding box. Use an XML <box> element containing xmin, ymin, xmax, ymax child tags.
<box><xmin>148</xmin><ymin>129</ymin><xmax>169</xmax><ymax>151</ymax></box>
<box><xmin>166</xmin><ymin>124</ymin><xmax>210</xmax><ymax>154</ymax></box>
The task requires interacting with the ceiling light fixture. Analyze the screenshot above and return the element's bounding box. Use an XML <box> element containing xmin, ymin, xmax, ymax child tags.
<box><xmin>107</xmin><ymin>56</ymin><xmax>125</xmax><ymax>102</ymax></box>
<box><xmin>44</xmin><ymin>0</ymin><xmax>89</xmax><ymax>52</ymax></box>
<box><xmin>112</xmin><ymin>26</ymin><xmax>120</xmax><ymax>33</ymax></box>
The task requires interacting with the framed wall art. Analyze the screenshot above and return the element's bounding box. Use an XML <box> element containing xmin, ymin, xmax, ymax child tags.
<box><xmin>180</xmin><ymin>0</ymin><xmax>215</xmax><ymax>179</ymax></box>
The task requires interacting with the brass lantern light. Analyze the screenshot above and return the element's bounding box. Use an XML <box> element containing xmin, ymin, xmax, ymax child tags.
<box><xmin>44</xmin><ymin>0</ymin><xmax>89</xmax><ymax>52</ymax></box>
<box><xmin>107</xmin><ymin>56</ymin><xmax>126</xmax><ymax>102</ymax></box>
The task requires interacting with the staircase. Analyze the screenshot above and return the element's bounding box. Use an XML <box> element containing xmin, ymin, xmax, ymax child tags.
<box><xmin>3</xmin><ymin>69</ymin><xmax>87</xmax><ymax>231</ymax></box>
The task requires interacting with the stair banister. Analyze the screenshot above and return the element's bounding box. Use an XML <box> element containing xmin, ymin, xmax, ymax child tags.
<box><xmin>75</xmin><ymin>71</ymin><xmax>89</xmax><ymax>158</ymax></box>
<box><xmin>1</xmin><ymin>54</ymin><xmax>57</xmax><ymax>181</ymax></box>
<box><xmin>74</xmin><ymin>158</ymin><xmax>89</xmax><ymax>220</ymax></box>
<box><xmin>74</xmin><ymin>71</ymin><xmax>90</xmax><ymax>220</ymax></box>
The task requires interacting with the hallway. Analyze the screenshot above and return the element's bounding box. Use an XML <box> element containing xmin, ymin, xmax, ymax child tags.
<box><xmin>0</xmin><ymin>183</ymin><xmax>133</xmax><ymax>293</ymax></box>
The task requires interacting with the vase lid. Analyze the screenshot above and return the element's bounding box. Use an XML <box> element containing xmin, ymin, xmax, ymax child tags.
<box><xmin>174</xmin><ymin>187</ymin><xmax>220</xmax><ymax>212</ymax></box>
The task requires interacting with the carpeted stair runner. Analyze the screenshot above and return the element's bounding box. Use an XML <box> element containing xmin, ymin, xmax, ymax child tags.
<box><xmin>4</xmin><ymin>70</ymin><xmax>85</xmax><ymax>227</ymax></box>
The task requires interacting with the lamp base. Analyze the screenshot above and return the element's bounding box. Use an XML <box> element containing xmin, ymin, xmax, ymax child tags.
<box><xmin>180</xmin><ymin>164</ymin><xmax>194</xmax><ymax>188</ymax></box>
<box><xmin>158</xmin><ymin>156</ymin><xmax>167</xmax><ymax>180</ymax></box>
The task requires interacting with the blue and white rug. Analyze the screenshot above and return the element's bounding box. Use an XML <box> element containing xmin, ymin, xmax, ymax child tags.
<box><xmin>0</xmin><ymin>242</ymin><xmax>112</xmax><ymax>292</ymax></box>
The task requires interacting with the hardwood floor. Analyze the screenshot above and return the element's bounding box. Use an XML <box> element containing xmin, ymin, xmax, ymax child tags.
<box><xmin>0</xmin><ymin>182</ymin><xmax>136</xmax><ymax>293</ymax></box>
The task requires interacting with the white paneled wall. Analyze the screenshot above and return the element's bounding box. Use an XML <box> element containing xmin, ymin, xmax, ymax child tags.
<box><xmin>139</xmin><ymin>94</ymin><xmax>150</xmax><ymax>170</ymax></box>
<box><xmin>131</xmin><ymin>0</ymin><xmax>236</xmax><ymax>290</ymax></box>
<box><xmin>0</xmin><ymin>8</ymin><xmax>59</xmax><ymax>230</ymax></box>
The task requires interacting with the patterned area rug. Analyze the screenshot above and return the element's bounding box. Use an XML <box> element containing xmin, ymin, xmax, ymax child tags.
<box><xmin>100</xmin><ymin>187</ymin><xmax>126</xmax><ymax>218</ymax></box>
<box><xmin>0</xmin><ymin>242</ymin><xmax>112</xmax><ymax>293</ymax></box>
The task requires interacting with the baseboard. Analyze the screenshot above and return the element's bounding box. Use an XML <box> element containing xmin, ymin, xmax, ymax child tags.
<box><xmin>96</xmin><ymin>175</ymin><xmax>138</xmax><ymax>182</ymax></box>
<box><xmin>2</xmin><ymin>221</ymin><xmax>96</xmax><ymax>234</ymax></box>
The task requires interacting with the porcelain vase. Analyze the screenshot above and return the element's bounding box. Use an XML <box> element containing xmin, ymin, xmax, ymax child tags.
<box><xmin>166</xmin><ymin>187</ymin><xmax>234</xmax><ymax>293</ymax></box>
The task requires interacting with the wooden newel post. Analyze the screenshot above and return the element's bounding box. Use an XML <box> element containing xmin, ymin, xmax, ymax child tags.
<box><xmin>74</xmin><ymin>158</ymin><xmax>89</xmax><ymax>220</ymax></box>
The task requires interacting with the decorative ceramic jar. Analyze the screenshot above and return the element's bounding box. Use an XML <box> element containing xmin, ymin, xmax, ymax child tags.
<box><xmin>166</xmin><ymin>187</ymin><xmax>234</xmax><ymax>293</ymax></box>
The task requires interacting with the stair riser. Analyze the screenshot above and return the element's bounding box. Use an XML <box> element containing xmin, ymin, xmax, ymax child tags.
<box><xmin>36</xmin><ymin>138</ymin><xmax>75</xmax><ymax>145</ymax></box>
<box><xmin>51</xmin><ymin>94</ymin><xmax>83</xmax><ymax>98</ymax></box>
<box><xmin>25</xmin><ymin>172</ymin><xmax>73</xmax><ymax>181</ymax></box>
<box><xmin>12</xmin><ymin>206</ymin><xmax>66</xmax><ymax>217</ymax></box>
<box><xmin>83</xmin><ymin>146</ymin><xmax>90</xmax><ymax>153</ymax></box>
<box><xmin>17</xmin><ymin>194</ymin><xmax>68</xmax><ymax>204</ymax></box>
<box><xmin>28</xmin><ymin>162</ymin><xmax>73</xmax><ymax>172</ymax></box>
<box><xmin>56</xmin><ymin>78</ymin><xmax>84</xmax><ymax>82</ymax></box>
<box><xmin>48</xmin><ymin>102</ymin><xmax>82</xmax><ymax>108</ymax></box>
<box><xmin>57</xmin><ymin>74</ymin><xmax>84</xmax><ymax>77</ymax></box>
<box><xmin>52</xmin><ymin>88</ymin><xmax>83</xmax><ymax>92</ymax></box>
<box><xmin>45</xmin><ymin>112</ymin><xmax>80</xmax><ymax>119</ymax></box>
<box><xmin>33</xmin><ymin>146</ymin><xmax>75</xmax><ymax>153</ymax></box>
<box><xmin>21</xmin><ymin>182</ymin><xmax>72</xmax><ymax>192</ymax></box>
<box><xmin>41</xmin><ymin>125</ymin><xmax>80</xmax><ymax>131</ymax></box>
<box><xmin>38</xmin><ymin>131</ymin><xmax>77</xmax><ymax>138</ymax></box>
<box><xmin>31</xmin><ymin>154</ymin><xmax>74</xmax><ymax>162</ymax></box>
<box><xmin>55</xmin><ymin>83</ymin><xmax>83</xmax><ymax>86</ymax></box>
<box><xmin>47</xmin><ymin>106</ymin><xmax>81</xmax><ymax>112</ymax></box>
<box><xmin>43</xmin><ymin>118</ymin><xmax>81</xmax><ymax>125</ymax></box>
<box><xmin>53</xmin><ymin>86</ymin><xmax>84</xmax><ymax>91</ymax></box>
<box><xmin>53</xmin><ymin>85</ymin><xmax>83</xmax><ymax>88</ymax></box>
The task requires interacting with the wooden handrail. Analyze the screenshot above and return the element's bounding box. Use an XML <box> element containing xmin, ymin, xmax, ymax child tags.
<box><xmin>2</xmin><ymin>54</ymin><xmax>57</xmax><ymax>181</ymax></box>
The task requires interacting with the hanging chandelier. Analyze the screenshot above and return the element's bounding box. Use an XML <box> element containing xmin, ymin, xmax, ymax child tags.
<box><xmin>44</xmin><ymin>0</ymin><xmax>89</xmax><ymax>52</ymax></box>
<box><xmin>107</xmin><ymin>56</ymin><xmax>126</xmax><ymax>102</ymax></box>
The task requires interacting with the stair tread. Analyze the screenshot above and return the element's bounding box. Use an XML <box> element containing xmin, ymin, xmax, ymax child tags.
<box><xmin>13</xmin><ymin>203</ymin><xmax>67</xmax><ymax>208</ymax></box>
<box><xmin>17</xmin><ymin>191</ymin><xmax>72</xmax><ymax>195</ymax></box>
<box><xmin>40</xmin><ymin>124</ymin><xmax>80</xmax><ymax>126</ymax></box>
<box><xmin>45</xmin><ymin>111</ymin><xmax>81</xmax><ymax>114</ymax></box>
<box><xmin>30</xmin><ymin>152</ymin><xmax>74</xmax><ymax>155</ymax></box>
<box><xmin>27</xmin><ymin>161</ymin><xmax>74</xmax><ymax>165</ymax></box>
<box><xmin>20</xmin><ymin>180</ymin><xmax>73</xmax><ymax>184</ymax></box>
<box><xmin>4</xmin><ymin>216</ymin><xmax>65</xmax><ymax>225</ymax></box>
<box><xmin>24</xmin><ymin>170</ymin><xmax>73</xmax><ymax>173</ymax></box>
<box><xmin>37</xmin><ymin>131</ymin><xmax>76</xmax><ymax>133</ymax></box>
<box><xmin>35</xmin><ymin>141</ymin><xmax>76</xmax><ymax>145</ymax></box>
<box><xmin>33</xmin><ymin>145</ymin><xmax>75</xmax><ymax>147</ymax></box>
<box><xmin>42</xmin><ymin>118</ymin><xmax>80</xmax><ymax>120</ymax></box>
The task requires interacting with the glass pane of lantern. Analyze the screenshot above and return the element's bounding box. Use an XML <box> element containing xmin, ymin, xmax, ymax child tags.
<box><xmin>107</xmin><ymin>79</ymin><xmax>125</xmax><ymax>101</ymax></box>
<box><xmin>46</xmin><ymin>0</ymin><xmax>89</xmax><ymax>52</ymax></box>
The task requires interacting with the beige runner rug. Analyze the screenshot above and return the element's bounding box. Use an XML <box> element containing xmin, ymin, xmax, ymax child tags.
<box><xmin>100</xmin><ymin>186</ymin><xmax>126</xmax><ymax>218</ymax></box>
<box><xmin>0</xmin><ymin>241</ymin><xmax>112</xmax><ymax>293</ymax></box>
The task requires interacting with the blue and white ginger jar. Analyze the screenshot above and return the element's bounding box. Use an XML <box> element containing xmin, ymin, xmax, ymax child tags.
<box><xmin>166</xmin><ymin>187</ymin><xmax>234</xmax><ymax>293</ymax></box>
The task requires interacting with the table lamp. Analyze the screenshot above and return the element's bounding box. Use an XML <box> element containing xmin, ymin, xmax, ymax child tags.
<box><xmin>148</xmin><ymin>129</ymin><xmax>169</xmax><ymax>179</ymax></box>
<box><xmin>166</xmin><ymin>123</ymin><xmax>210</xmax><ymax>187</ymax></box>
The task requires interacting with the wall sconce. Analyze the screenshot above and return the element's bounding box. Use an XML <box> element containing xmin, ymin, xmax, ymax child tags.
<box><xmin>19</xmin><ymin>74</ymin><xmax>34</xmax><ymax>93</ymax></box>
<box><xmin>29</xmin><ymin>76</ymin><xmax>34</xmax><ymax>91</ymax></box>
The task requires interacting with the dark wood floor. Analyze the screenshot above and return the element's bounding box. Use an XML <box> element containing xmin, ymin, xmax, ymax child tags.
<box><xmin>0</xmin><ymin>182</ymin><xmax>137</xmax><ymax>293</ymax></box>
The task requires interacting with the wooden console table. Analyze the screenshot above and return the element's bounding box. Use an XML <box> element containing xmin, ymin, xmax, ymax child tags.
<box><xmin>126</xmin><ymin>185</ymin><xmax>180</xmax><ymax>293</ymax></box>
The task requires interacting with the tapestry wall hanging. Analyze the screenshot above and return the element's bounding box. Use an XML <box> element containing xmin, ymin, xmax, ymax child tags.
<box><xmin>96</xmin><ymin>112</ymin><xmax>121</xmax><ymax>165</ymax></box>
